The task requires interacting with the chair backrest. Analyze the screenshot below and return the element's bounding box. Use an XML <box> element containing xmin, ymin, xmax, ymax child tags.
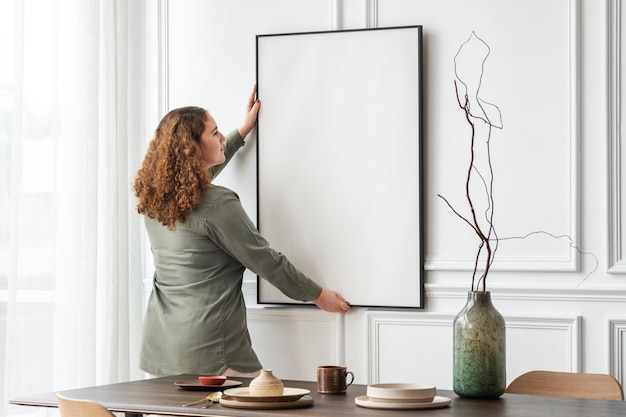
<box><xmin>506</xmin><ymin>370</ymin><xmax>624</xmax><ymax>401</ymax></box>
<box><xmin>56</xmin><ymin>393</ymin><xmax>115</xmax><ymax>417</ymax></box>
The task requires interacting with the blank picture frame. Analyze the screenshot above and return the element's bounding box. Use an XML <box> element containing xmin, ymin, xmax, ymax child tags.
<box><xmin>256</xmin><ymin>26</ymin><xmax>423</xmax><ymax>309</ymax></box>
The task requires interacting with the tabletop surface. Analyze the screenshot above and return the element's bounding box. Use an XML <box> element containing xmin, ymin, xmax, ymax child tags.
<box><xmin>10</xmin><ymin>374</ymin><xmax>626</xmax><ymax>417</ymax></box>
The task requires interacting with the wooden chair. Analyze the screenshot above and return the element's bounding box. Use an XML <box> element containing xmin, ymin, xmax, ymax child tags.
<box><xmin>56</xmin><ymin>393</ymin><xmax>115</xmax><ymax>417</ymax></box>
<box><xmin>506</xmin><ymin>370</ymin><xmax>624</xmax><ymax>401</ymax></box>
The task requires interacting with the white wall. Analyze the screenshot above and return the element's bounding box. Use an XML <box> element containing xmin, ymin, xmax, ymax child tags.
<box><xmin>163</xmin><ymin>0</ymin><xmax>626</xmax><ymax>390</ymax></box>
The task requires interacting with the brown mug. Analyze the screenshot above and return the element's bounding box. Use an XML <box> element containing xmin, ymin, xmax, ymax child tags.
<box><xmin>317</xmin><ymin>365</ymin><xmax>355</xmax><ymax>394</ymax></box>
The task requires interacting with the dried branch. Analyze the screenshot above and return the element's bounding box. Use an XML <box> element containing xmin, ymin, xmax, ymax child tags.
<box><xmin>440</xmin><ymin>32</ymin><xmax>597</xmax><ymax>291</ymax></box>
<box><xmin>438</xmin><ymin>32</ymin><xmax>502</xmax><ymax>292</ymax></box>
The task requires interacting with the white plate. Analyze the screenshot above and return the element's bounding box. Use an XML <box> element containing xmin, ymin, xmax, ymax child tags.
<box><xmin>220</xmin><ymin>394</ymin><xmax>314</xmax><ymax>409</ymax></box>
<box><xmin>223</xmin><ymin>387</ymin><xmax>310</xmax><ymax>402</ymax></box>
<box><xmin>367</xmin><ymin>383</ymin><xmax>436</xmax><ymax>403</ymax></box>
<box><xmin>355</xmin><ymin>395</ymin><xmax>451</xmax><ymax>410</ymax></box>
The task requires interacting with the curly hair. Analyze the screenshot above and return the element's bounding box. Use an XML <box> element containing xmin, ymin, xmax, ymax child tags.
<box><xmin>134</xmin><ymin>106</ymin><xmax>211</xmax><ymax>230</ymax></box>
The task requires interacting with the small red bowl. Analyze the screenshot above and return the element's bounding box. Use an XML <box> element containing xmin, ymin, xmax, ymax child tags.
<box><xmin>198</xmin><ymin>375</ymin><xmax>227</xmax><ymax>386</ymax></box>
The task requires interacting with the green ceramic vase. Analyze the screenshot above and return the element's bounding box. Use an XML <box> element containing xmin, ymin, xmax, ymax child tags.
<box><xmin>453</xmin><ymin>291</ymin><xmax>506</xmax><ymax>398</ymax></box>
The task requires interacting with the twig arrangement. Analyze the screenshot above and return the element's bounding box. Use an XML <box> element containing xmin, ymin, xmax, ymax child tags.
<box><xmin>437</xmin><ymin>32</ymin><xmax>503</xmax><ymax>292</ymax></box>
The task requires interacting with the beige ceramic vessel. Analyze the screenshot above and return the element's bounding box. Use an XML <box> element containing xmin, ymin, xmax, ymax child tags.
<box><xmin>248</xmin><ymin>369</ymin><xmax>285</xmax><ymax>396</ymax></box>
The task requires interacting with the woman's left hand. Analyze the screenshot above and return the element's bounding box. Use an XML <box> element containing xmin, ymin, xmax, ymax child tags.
<box><xmin>313</xmin><ymin>288</ymin><xmax>351</xmax><ymax>313</ymax></box>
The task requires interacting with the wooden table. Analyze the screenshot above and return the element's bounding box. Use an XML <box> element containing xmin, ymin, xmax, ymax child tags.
<box><xmin>9</xmin><ymin>374</ymin><xmax>626</xmax><ymax>417</ymax></box>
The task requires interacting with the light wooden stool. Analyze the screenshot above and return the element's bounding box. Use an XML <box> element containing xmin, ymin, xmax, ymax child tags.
<box><xmin>506</xmin><ymin>370</ymin><xmax>624</xmax><ymax>401</ymax></box>
<box><xmin>56</xmin><ymin>393</ymin><xmax>115</xmax><ymax>417</ymax></box>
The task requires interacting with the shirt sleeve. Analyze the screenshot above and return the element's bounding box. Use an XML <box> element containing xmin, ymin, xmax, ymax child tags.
<box><xmin>209</xmin><ymin>129</ymin><xmax>245</xmax><ymax>180</ymax></box>
<box><xmin>202</xmin><ymin>190</ymin><xmax>323</xmax><ymax>302</ymax></box>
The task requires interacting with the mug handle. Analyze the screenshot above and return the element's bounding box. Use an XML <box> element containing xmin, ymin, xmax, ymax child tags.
<box><xmin>345</xmin><ymin>371</ymin><xmax>355</xmax><ymax>387</ymax></box>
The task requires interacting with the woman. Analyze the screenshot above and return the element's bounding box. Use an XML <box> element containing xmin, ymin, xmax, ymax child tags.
<box><xmin>134</xmin><ymin>87</ymin><xmax>350</xmax><ymax>377</ymax></box>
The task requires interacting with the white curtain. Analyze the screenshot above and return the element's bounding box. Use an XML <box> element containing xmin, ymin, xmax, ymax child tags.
<box><xmin>1</xmin><ymin>1</ymin><xmax>148</xmax><ymax>415</ymax></box>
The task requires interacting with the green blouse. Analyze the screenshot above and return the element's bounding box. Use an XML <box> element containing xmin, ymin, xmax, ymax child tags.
<box><xmin>139</xmin><ymin>130</ymin><xmax>322</xmax><ymax>376</ymax></box>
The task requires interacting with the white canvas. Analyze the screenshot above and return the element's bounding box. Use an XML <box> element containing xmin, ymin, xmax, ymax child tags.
<box><xmin>256</xmin><ymin>26</ymin><xmax>423</xmax><ymax>308</ymax></box>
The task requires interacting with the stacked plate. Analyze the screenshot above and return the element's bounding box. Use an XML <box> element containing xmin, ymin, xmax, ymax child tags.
<box><xmin>220</xmin><ymin>387</ymin><xmax>314</xmax><ymax>409</ymax></box>
<box><xmin>355</xmin><ymin>383</ymin><xmax>451</xmax><ymax>410</ymax></box>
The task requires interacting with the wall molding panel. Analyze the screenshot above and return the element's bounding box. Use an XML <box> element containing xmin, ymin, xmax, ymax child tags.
<box><xmin>367</xmin><ymin>311</ymin><xmax>581</xmax><ymax>386</ymax></box>
<box><xmin>608</xmin><ymin>0</ymin><xmax>626</xmax><ymax>273</ymax></box>
<box><xmin>568</xmin><ymin>0</ymin><xmax>582</xmax><ymax>274</ymax></box>
<box><xmin>367</xmin><ymin>312</ymin><xmax>454</xmax><ymax>386</ymax></box>
<box><xmin>330</xmin><ymin>0</ymin><xmax>341</xmax><ymax>30</ymax></box>
<box><xmin>247</xmin><ymin>308</ymin><xmax>343</xmax><ymax>379</ymax></box>
<box><xmin>157</xmin><ymin>0</ymin><xmax>169</xmax><ymax>117</ymax></box>
<box><xmin>365</xmin><ymin>0</ymin><xmax>378</xmax><ymax>28</ymax></box>
<box><xmin>505</xmin><ymin>315</ymin><xmax>582</xmax><ymax>376</ymax></box>
<box><xmin>609</xmin><ymin>318</ymin><xmax>626</xmax><ymax>386</ymax></box>
<box><xmin>418</xmin><ymin>0</ymin><xmax>581</xmax><ymax>273</ymax></box>
<box><xmin>426</xmin><ymin>284</ymin><xmax>626</xmax><ymax>303</ymax></box>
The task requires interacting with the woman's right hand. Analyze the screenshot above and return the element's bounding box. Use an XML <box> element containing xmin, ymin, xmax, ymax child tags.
<box><xmin>313</xmin><ymin>288</ymin><xmax>351</xmax><ymax>313</ymax></box>
<box><xmin>238</xmin><ymin>85</ymin><xmax>261</xmax><ymax>139</ymax></box>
